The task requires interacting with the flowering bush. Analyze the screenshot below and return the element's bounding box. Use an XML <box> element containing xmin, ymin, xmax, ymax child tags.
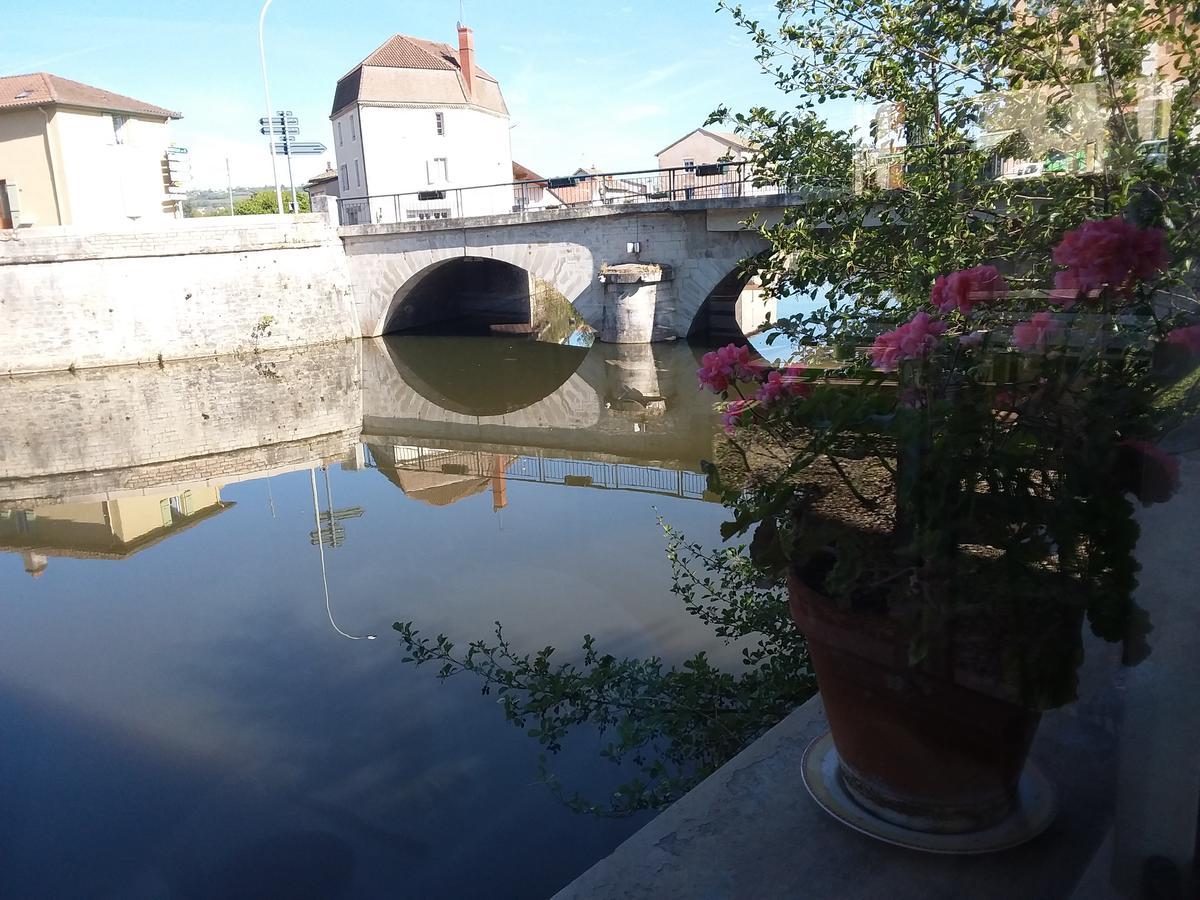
<box><xmin>700</xmin><ymin>215</ymin><xmax>1199</xmax><ymax>709</ymax></box>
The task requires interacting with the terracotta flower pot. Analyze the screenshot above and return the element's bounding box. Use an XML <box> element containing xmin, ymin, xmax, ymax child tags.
<box><xmin>786</xmin><ymin>569</ymin><xmax>1042</xmax><ymax>834</ymax></box>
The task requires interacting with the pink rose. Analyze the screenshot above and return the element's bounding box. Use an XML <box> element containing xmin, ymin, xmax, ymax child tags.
<box><xmin>870</xmin><ymin>312</ymin><xmax>947</xmax><ymax>372</ymax></box>
<box><xmin>698</xmin><ymin>343</ymin><xmax>761</xmax><ymax>393</ymax></box>
<box><xmin>929</xmin><ymin>265</ymin><xmax>1008</xmax><ymax>315</ymax></box>
<box><xmin>755</xmin><ymin>369</ymin><xmax>813</xmax><ymax>406</ymax></box>
<box><xmin>1012</xmin><ymin>311</ymin><xmax>1059</xmax><ymax>352</ymax></box>
<box><xmin>1051</xmin><ymin>218</ymin><xmax>1169</xmax><ymax>304</ymax></box>
<box><xmin>1166</xmin><ymin>324</ymin><xmax>1200</xmax><ymax>355</ymax></box>
<box><xmin>721</xmin><ymin>399</ymin><xmax>755</xmax><ymax>434</ymax></box>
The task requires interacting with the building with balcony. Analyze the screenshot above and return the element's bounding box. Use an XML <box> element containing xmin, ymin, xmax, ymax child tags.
<box><xmin>0</xmin><ymin>72</ymin><xmax>182</xmax><ymax>228</ymax></box>
<box><xmin>331</xmin><ymin>25</ymin><xmax>512</xmax><ymax>225</ymax></box>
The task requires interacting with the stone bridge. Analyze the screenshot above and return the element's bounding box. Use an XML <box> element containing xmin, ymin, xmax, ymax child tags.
<box><xmin>339</xmin><ymin>194</ymin><xmax>799</xmax><ymax>344</ymax></box>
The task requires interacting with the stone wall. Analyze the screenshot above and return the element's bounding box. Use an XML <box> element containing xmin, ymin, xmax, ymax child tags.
<box><xmin>0</xmin><ymin>214</ymin><xmax>357</xmax><ymax>375</ymax></box>
<box><xmin>0</xmin><ymin>341</ymin><xmax>362</xmax><ymax>505</ymax></box>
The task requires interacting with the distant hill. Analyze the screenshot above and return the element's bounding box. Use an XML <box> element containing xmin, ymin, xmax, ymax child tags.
<box><xmin>184</xmin><ymin>186</ymin><xmax>282</xmax><ymax>217</ymax></box>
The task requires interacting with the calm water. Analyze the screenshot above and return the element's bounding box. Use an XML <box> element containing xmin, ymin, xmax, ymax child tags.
<box><xmin>0</xmin><ymin>336</ymin><xmax>738</xmax><ymax>899</ymax></box>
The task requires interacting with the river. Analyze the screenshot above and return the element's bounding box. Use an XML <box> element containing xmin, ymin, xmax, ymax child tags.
<box><xmin>0</xmin><ymin>336</ymin><xmax>745</xmax><ymax>899</ymax></box>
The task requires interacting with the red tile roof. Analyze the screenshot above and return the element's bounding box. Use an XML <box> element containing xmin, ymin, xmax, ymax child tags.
<box><xmin>357</xmin><ymin>34</ymin><xmax>496</xmax><ymax>79</ymax></box>
<box><xmin>332</xmin><ymin>33</ymin><xmax>505</xmax><ymax>117</ymax></box>
<box><xmin>0</xmin><ymin>72</ymin><xmax>181</xmax><ymax>119</ymax></box>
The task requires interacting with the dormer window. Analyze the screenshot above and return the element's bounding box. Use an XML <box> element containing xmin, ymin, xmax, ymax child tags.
<box><xmin>436</xmin><ymin>112</ymin><xmax>445</xmax><ymax>136</ymax></box>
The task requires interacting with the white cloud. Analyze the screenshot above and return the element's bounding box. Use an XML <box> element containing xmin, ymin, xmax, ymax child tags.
<box><xmin>612</xmin><ymin>102</ymin><xmax>668</xmax><ymax>125</ymax></box>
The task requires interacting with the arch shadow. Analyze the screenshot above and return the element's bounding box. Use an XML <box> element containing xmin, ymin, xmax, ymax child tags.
<box><xmin>384</xmin><ymin>257</ymin><xmax>537</xmax><ymax>336</ymax></box>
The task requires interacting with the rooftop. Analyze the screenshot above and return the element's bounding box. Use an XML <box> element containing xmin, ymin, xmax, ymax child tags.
<box><xmin>656</xmin><ymin>127</ymin><xmax>756</xmax><ymax>158</ymax></box>
<box><xmin>0</xmin><ymin>72</ymin><xmax>181</xmax><ymax>119</ymax></box>
<box><xmin>331</xmin><ymin>32</ymin><xmax>507</xmax><ymax>119</ymax></box>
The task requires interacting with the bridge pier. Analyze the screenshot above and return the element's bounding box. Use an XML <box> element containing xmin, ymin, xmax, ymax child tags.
<box><xmin>597</xmin><ymin>263</ymin><xmax>676</xmax><ymax>343</ymax></box>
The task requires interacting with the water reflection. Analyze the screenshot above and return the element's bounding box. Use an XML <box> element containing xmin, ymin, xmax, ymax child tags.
<box><xmin>0</xmin><ymin>336</ymin><xmax>730</xmax><ymax>899</ymax></box>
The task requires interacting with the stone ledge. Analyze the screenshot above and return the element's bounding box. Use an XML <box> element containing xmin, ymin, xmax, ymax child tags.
<box><xmin>337</xmin><ymin>193</ymin><xmax>813</xmax><ymax>238</ymax></box>
<box><xmin>555</xmin><ymin>686</ymin><xmax>1117</xmax><ymax>899</ymax></box>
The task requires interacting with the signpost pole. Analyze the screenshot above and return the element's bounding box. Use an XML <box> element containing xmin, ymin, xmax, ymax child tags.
<box><xmin>281</xmin><ymin>113</ymin><xmax>298</xmax><ymax>213</ymax></box>
<box><xmin>225</xmin><ymin>157</ymin><xmax>234</xmax><ymax>216</ymax></box>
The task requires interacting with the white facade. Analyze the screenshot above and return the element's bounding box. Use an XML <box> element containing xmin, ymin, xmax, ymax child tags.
<box><xmin>53</xmin><ymin>108</ymin><xmax>178</xmax><ymax>224</ymax></box>
<box><xmin>336</xmin><ymin>104</ymin><xmax>512</xmax><ymax>224</ymax></box>
<box><xmin>331</xmin><ymin>30</ymin><xmax>513</xmax><ymax>225</ymax></box>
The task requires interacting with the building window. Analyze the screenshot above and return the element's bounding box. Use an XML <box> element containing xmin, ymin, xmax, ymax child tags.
<box><xmin>337</xmin><ymin>121</ymin><xmax>343</xmax><ymax>147</ymax></box>
<box><xmin>112</xmin><ymin>114</ymin><xmax>127</xmax><ymax>145</ymax></box>
<box><xmin>350</xmin><ymin>113</ymin><xmax>357</xmax><ymax>142</ymax></box>
<box><xmin>427</xmin><ymin>157</ymin><xmax>448</xmax><ymax>184</ymax></box>
<box><xmin>435</xmin><ymin>112</ymin><xmax>445</xmax><ymax>136</ymax></box>
<box><xmin>407</xmin><ymin>208</ymin><xmax>451</xmax><ymax>221</ymax></box>
<box><xmin>682</xmin><ymin>158</ymin><xmax>695</xmax><ymax>171</ymax></box>
<box><xmin>353</xmin><ymin>159</ymin><xmax>361</xmax><ymax>188</ymax></box>
<box><xmin>339</xmin><ymin>165</ymin><xmax>348</xmax><ymax>191</ymax></box>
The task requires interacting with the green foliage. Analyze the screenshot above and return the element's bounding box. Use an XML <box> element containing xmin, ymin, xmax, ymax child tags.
<box><xmin>700</xmin><ymin>0</ymin><xmax>1200</xmax><ymax>709</ymax></box>
<box><xmin>233</xmin><ymin>189</ymin><xmax>310</xmax><ymax>215</ymax></box>
<box><xmin>393</xmin><ymin>521</ymin><xmax>815</xmax><ymax>815</ymax></box>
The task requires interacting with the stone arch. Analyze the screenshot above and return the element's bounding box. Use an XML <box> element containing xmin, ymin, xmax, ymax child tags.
<box><xmin>371</xmin><ymin>239</ymin><xmax>600</xmax><ymax>338</ymax></box>
<box><xmin>679</xmin><ymin>251</ymin><xmax>773</xmax><ymax>344</ymax></box>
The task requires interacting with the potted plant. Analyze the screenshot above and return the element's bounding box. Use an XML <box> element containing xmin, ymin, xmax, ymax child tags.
<box><xmin>697</xmin><ymin>218</ymin><xmax>1198</xmax><ymax>838</ymax></box>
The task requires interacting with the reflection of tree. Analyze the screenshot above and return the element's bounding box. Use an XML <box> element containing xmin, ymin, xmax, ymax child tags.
<box><xmin>393</xmin><ymin>522</ymin><xmax>815</xmax><ymax>815</ymax></box>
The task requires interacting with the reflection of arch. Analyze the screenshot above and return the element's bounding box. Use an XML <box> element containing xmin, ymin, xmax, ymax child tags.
<box><xmin>381</xmin><ymin>335</ymin><xmax>589</xmax><ymax>417</ymax></box>
<box><xmin>384</xmin><ymin>256</ymin><xmax>535</xmax><ymax>335</ymax></box>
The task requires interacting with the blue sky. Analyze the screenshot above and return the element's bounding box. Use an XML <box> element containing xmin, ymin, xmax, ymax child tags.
<box><xmin>9</xmin><ymin>1</ymin><xmax>854</xmax><ymax>189</ymax></box>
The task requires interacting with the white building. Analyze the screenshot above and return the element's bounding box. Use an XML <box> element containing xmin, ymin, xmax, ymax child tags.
<box><xmin>331</xmin><ymin>26</ymin><xmax>512</xmax><ymax>225</ymax></box>
<box><xmin>0</xmin><ymin>72</ymin><xmax>182</xmax><ymax>228</ymax></box>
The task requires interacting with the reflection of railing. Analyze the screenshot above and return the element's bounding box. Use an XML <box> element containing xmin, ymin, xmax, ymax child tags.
<box><xmin>337</xmin><ymin>162</ymin><xmax>786</xmax><ymax>227</ymax></box>
<box><xmin>381</xmin><ymin>446</ymin><xmax>709</xmax><ymax>501</ymax></box>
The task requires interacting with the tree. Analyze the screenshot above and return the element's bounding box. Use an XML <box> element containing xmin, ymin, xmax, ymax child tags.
<box><xmin>712</xmin><ymin>0</ymin><xmax>1199</xmax><ymax>341</ymax></box>
<box><xmin>233</xmin><ymin>189</ymin><xmax>310</xmax><ymax>215</ymax></box>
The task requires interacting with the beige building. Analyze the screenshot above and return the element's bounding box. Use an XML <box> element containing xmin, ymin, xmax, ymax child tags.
<box><xmin>1</xmin><ymin>487</ymin><xmax>229</xmax><ymax>577</ymax></box>
<box><xmin>0</xmin><ymin>72</ymin><xmax>182</xmax><ymax>228</ymax></box>
<box><xmin>656</xmin><ymin>128</ymin><xmax>755</xmax><ymax>171</ymax></box>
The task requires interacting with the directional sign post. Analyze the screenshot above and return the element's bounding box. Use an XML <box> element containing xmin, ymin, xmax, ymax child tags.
<box><xmin>254</xmin><ymin>111</ymin><xmax>330</xmax><ymax>213</ymax></box>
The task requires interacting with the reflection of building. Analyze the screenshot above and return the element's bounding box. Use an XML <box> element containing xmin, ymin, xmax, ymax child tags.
<box><xmin>0</xmin><ymin>72</ymin><xmax>183</xmax><ymax>227</ymax></box>
<box><xmin>332</xmin><ymin>25</ymin><xmax>512</xmax><ymax>225</ymax></box>
<box><xmin>0</xmin><ymin>488</ymin><xmax>230</xmax><ymax>575</ymax></box>
<box><xmin>372</xmin><ymin>446</ymin><xmax>516</xmax><ymax>508</ymax></box>
<box><xmin>368</xmin><ymin>444</ymin><xmax>711</xmax><ymax>503</ymax></box>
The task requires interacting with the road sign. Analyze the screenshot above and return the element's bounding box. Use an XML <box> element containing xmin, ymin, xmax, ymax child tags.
<box><xmin>270</xmin><ymin>141</ymin><xmax>327</xmax><ymax>155</ymax></box>
<box><xmin>260</xmin><ymin>125</ymin><xmax>301</xmax><ymax>136</ymax></box>
<box><xmin>260</xmin><ymin>115</ymin><xmax>298</xmax><ymax>125</ymax></box>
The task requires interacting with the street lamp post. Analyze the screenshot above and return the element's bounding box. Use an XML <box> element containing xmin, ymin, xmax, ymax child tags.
<box><xmin>257</xmin><ymin>0</ymin><xmax>285</xmax><ymax>215</ymax></box>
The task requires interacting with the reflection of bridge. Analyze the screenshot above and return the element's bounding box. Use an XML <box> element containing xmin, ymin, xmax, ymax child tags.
<box><xmin>0</xmin><ymin>335</ymin><xmax>723</xmax><ymax>558</ymax></box>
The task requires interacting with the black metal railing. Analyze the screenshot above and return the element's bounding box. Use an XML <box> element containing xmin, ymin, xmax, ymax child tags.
<box><xmin>336</xmin><ymin>161</ymin><xmax>785</xmax><ymax>226</ymax></box>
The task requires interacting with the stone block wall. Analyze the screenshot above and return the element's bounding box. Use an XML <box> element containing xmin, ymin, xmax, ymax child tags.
<box><xmin>0</xmin><ymin>340</ymin><xmax>363</xmax><ymax>505</ymax></box>
<box><xmin>0</xmin><ymin>215</ymin><xmax>357</xmax><ymax>375</ymax></box>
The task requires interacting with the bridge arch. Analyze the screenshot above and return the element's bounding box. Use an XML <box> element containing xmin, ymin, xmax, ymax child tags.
<box><xmin>680</xmin><ymin>252</ymin><xmax>773</xmax><ymax>344</ymax></box>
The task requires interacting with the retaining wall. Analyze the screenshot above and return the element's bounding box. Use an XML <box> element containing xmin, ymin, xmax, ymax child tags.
<box><xmin>0</xmin><ymin>214</ymin><xmax>356</xmax><ymax>375</ymax></box>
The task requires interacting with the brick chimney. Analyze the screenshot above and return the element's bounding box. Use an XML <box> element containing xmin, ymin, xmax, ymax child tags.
<box><xmin>457</xmin><ymin>24</ymin><xmax>475</xmax><ymax>98</ymax></box>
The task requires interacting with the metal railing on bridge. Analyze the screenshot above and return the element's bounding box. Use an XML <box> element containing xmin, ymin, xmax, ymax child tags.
<box><xmin>336</xmin><ymin>162</ymin><xmax>788</xmax><ymax>227</ymax></box>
